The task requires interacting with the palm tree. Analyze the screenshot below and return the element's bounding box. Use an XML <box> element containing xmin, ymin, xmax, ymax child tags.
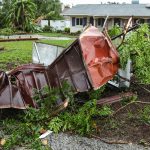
<box><xmin>6</xmin><ymin>0</ymin><xmax>36</xmax><ymax>32</ymax></box>
<box><xmin>32</xmin><ymin>0</ymin><xmax>62</xmax><ymax>19</ymax></box>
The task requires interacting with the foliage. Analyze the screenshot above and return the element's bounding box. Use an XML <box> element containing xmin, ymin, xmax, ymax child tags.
<box><xmin>48</xmin><ymin>100</ymin><xmax>113</xmax><ymax>135</ymax></box>
<box><xmin>1</xmin><ymin>0</ymin><xmax>62</xmax><ymax>32</ymax></box>
<box><xmin>0</xmin><ymin>28</ymin><xmax>15</xmax><ymax>35</ymax></box>
<box><xmin>32</xmin><ymin>0</ymin><xmax>62</xmax><ymax>20</ymax></box>
<box><xmin>3</xmin><ymin>119</ymin><xmax>42</xmax><ymax>150</ymax></box>
<box><xmin>37</xmin><ymin>32</ymin><xmax>76</xmax><ymax>38</ymax></box>
<box><xmin>0</xmin><ymin>9</ymin><xmax>3</xmax><ymax>28</ymax></box>
<box><xmin>121</xmin><ymin>95</ymin><xmax>137</xmax><ymax>106</ymax></box>
<box><xmin>108</xmin><ymin>25</ymin><xmax>122</xmax><ymax>38</ymax></box>
<box><xmin>1</xmin><ymin>0</ymin><xmax>12</xmax><ymax>10</ymax></box>
<box><xmin>56</xmin><ymin>29</ymin><xmax>63</xmax><ymax>33</ymax></box>
<box><xmin>0</xmin><ymin>41</ymin><xmax>33</xmax><ymax>70</ymax></box>
<box><xmin>0</xmin><ymin>0</ymin><xmax>11</xmax><ymax>28</ymax></box>
<box><xmin>119</xmin><ymin>24</ymin><xmax>150</xmax><ymax>84</ymax></box>
<box><xmin>64</xmin><ymin>27</ymin><xmax>70</xmax><ymax>33</ymax></box>
<box><xmin>42</xmin><ymin>25</ymin><xmax>54</xmax><ymax>32</ymax></box>
<box><xmin>75</xmin><ymin>30</ymin><xmax>81</xmax><ymax>35</ymax></box>
<box><xmin>139</xmin><ymin>106</ymin><xmax>150</xmax><ymax>125</ymax></box>
<box><xmin>49</xmin><ymin>117</ymin><xmax>63</xmax><ymax>133</ymax></box>
<box><xmin>38</xmin><ymin>39</ymin><xmax>74</xmax><ymax>48</ymax></box>
<box><xmin>6</xmin><ymin>0</ymin><xmax>37</xmax><ymax>32</ymax></box>
<box><xmin>89</xmin><ymin>86</ymin><xmax>105</xmax><ymax>100</ymax></box>
<box><xmin>0</xmin><ymin>40</ymin><xmax>72</xmax><ymax>70</ymax></box>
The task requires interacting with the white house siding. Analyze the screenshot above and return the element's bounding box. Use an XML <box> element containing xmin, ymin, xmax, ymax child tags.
<box><xmin>70</xmin><ymin>26</ymin><xmax>84</xmax><ymax>33</ymax></box>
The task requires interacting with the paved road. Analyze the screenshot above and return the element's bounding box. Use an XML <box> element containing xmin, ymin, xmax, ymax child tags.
<box><xmin>49</xmin><ymin>133</ymin><xmax>150</xmax><ymax>150</ymax></box>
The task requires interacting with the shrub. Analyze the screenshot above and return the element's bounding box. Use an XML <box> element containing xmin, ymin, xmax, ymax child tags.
<box><xmin>42</xmin><ymin>25</ymin><xmax>54</xmax><ymax>32</ymax></box>
<box><xmin>139</xmin><ymin>106</ymin><xmax>150</xmax><ymax>125</ymax></box>
<box><xmin>64</xmin><ymin>27</ymin><xmax>70</xmax><ymax>33</ymax></box>
<box><xmin>0</xmin><ymin>28</ymin><xmax>15</xmax><ymax>35</ymax></box>
<box><xmin>49</xmin><ymin>100</ymin><xmax>112</xmax><ymax>135</ymax></box>
<box><xmin>75</xmin><ymin>30</ymin><xmax>81</xmax><ymax>35</ymax></box>
<box><xmin>89</xmin><ymin>86</ymin><xmax>105</xmax><ymax>100</ymax></box>
<box><xmin>56</xmin><ymin>29</ymin><xmax>62</xmax><ymax>33</ymax></box>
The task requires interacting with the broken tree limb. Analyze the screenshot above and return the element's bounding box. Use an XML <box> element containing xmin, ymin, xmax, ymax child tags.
<box><xmin>50</xmin><ymin>99</ymin><xmax>69</xmax><ymax>117</ymax></box>
<box><xmin>112</xmin><ymin>101</ymin><xmax>150</xmax><ymax>116</ymax></box>
<box><xmin>90</xmin><ymin>134</ymin><xmax>131</xmax><ymax>144</ymax></box>
<box><xmin>111</xmin><ymin>23</ymin><xmax>140</xmax><ymax>40</ymax></box>
<box><xmin>97</xmin><ymin>92</ymin><xmax>136</xmax><ymax>106</ymax></box>
<box><xmin>117</xmin><ymin>17</ymin><xmax>133</xmax><ymax>49</ymax></box>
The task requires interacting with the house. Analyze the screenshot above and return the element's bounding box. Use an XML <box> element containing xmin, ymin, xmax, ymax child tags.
<box><xmin>62</xmin><ymin>1</ymin><xmax>150</xmax><ymax>33</ymax></box>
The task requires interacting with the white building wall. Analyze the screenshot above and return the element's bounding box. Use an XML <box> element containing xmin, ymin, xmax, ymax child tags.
<box><xmin>40</xmin><ymin>20</ymin><xmax>49</xmax><ymax>28</ymax></box>
<box><xmin>50</xmin><ymin>20</ymin><xmax>70</xmax><ymax>31</ymax></box>
<box><xmin>39</xmin><ymin>20</ymin><xmax>70</xmax><ymax>31</ymax></box>
<box><xmin>70</xmin><ymin>26</ymin><xmax>83</xmax><ymax>33</ymax></box>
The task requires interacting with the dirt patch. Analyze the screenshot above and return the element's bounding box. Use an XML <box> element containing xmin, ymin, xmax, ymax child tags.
<box><xmin>133</xmin><ymin>84</ymin><xmax>150</xmax><ymax>102</ymax></box>
<box><xmin>95</xmin><ymin>84</ymin><xmax>150</xmax><ymax>147</ymax></box>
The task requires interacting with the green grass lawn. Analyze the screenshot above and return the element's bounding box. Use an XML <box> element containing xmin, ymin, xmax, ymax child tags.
<box><xmin>0</xmin><ymin>40</ymin><xmax>73</xmax><ymax>70</ymax></box>
<box><xmin>36</xmin><ymin>32</ymin><xmax>77</xmax><ymax>38</ymax></box>
<box><xmin>38</xmin><ymin>39</ymin><xmax>74</xmax><ymax>47</ymax></box>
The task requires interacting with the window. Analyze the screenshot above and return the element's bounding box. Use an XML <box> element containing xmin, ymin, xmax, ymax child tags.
<box><xmin>76</xmin><ymin>18</ymin><xmax>83</xmax><ymax>26</ymax></box>
<box><xmin>90</xmin><ymin>17</ymin><xmax>94</xmax><ymax>25</ymax></box>
<box><xmin>147</xmin><ymin>19</ymin><xmax>150</xmax><ymax>24</ymax></box>
<box><xmin>72</xmin><ymin>17</ymin><xmax>75</xmax><ymax>26</ymax></box>
<box><xmin>133</xmin><ymin>19</ymin><xmax>138</xmax><ymax>24</ymax></box>
<box><xmin>97</xmin><ymin>18</ymin><xmax>105</xmax><ymax>27</ymax></box>
<box><xmin>83</xmin><ymin>18</ymin><xmax>87</xmax><ymax>26</ymax></box>
<box><xmin>114</xmin><ymin>18</ymin><xmax>121</xmax><ymax>26</ymax></box>
<box><xmin>133</xmin><ymin>19</ymin><xmax>145</xmax><ymax>25</ymax></box>
<box><xmin>139</xmin><ymin>19</ymin><xmax>145</xmax><ymax>24</ymax></box>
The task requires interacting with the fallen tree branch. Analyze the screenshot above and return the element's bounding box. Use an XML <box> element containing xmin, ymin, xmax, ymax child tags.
<box><xmin>112</xmin><ymin>101</ymin><xmax>150</xmax><ymax>116</ymax></box>
<box><xmin>50</xmin><ymin>99</ymin><xmax>69</xmax><ymax>117</ymax></box>
<box><xmin>137</xmin><ymin>86</ymin><xmax>150</xmax><ymax>93</ymax></box>
<box><xmin>117</xmin><ymin>75</ymin><xmax>150</xmax><ymax>93</ymax></box>
<box><xmin>90</xmin><ymin>134</ymin><xmax>131</xmax><ymax>144</ymax></box>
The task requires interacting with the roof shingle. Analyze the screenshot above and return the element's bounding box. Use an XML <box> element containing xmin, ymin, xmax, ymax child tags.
<box><xmin>62</xmin><ymin>4</ymin><xmax>150</xmax><ymax>17</ymax></box>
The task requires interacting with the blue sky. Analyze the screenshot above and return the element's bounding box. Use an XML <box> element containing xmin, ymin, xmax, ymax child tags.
<box><xmin>60</xmin><ymin>0</ymin><xmax>150</xmax><ymax>5</ymax></box>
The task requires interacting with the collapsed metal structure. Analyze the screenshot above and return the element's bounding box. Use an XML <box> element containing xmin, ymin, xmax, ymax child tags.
<box><xmin>0</xmin><ymin>26</ymin><xmax>119</xmax><ymax>109</ymax></box>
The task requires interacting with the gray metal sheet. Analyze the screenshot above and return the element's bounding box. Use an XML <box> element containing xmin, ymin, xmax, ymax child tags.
<box><xmin>32</xmin><ymin>42</ymin><xmax>64</xmax><ymax>66</ymax></box>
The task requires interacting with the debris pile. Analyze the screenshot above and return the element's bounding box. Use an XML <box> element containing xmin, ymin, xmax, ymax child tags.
<box><xmin>0</xmin><ymin>26</ymin><xmax>119</xmax><ymax>109</ymax></box>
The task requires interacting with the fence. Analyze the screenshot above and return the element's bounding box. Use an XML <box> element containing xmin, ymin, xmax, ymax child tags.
<box><xmin>40</xmin><ymin>20</ymin><xmax>70</xmax><ymax>31</ymax></box>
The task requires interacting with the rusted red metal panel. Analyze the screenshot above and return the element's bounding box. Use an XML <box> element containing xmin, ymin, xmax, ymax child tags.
<box><xmin>7</xmin><ymin>64</ymin><xmax>50</xmax><ymax>108</ymax></box>
<box><xmin>0</xmin><ymin>71</ymin><xmax>26</xmax><ymax>109</ymax></box>
<box><xmin>79</xmin><ymin>26</ymin><xmax>119</xmax><ymax>89</ymax></box>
